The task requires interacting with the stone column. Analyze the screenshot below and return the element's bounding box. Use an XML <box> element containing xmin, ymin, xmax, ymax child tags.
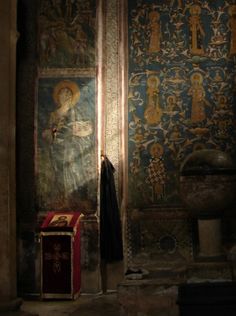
<box><xmin>198</xmin><ymin>218</ymin><xmax>223</xmax><ymax>258</ymax></box>
<box><xmin>0</xmin><ymin>0</ymin><xmax>21</xmax><ymax>311</ymax></box>
<box><xmin>103</xmin><ymin>0</ymin><xmax>125</xmax><ymax>291</ymax></box>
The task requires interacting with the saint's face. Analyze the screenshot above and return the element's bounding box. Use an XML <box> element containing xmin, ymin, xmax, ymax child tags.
<box><xmin>151</xmin><ymin>144</ymin><xmax>163</xmax><ymax>158</ymax></box>
<box><xmin>58</xmin><ymin>87</ymin><xmax>73</xmax><ymax>107</ymax></box>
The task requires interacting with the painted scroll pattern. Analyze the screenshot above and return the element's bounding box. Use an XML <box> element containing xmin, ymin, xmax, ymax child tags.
<box><xmin>128</xmin><ymin>0</ymin><xmax>236</xmax><ymax>207</ymax></box>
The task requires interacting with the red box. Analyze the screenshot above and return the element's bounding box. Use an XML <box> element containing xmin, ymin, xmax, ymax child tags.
<box><xmin>40</xmin><ymin>211</ymin><xmax>82</xmax><ymax>299</ymax></box>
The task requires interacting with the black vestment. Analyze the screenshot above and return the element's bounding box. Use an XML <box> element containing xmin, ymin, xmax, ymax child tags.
<box><xmin>100</xmin><ymin>156</ymin><xmax>123</xmax><ymax>262</ymax></box>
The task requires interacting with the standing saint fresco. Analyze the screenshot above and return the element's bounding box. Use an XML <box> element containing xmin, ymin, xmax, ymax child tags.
<box><xmin>40</xmin><ymin>80</ymin><xmax>95</xmax><ymax>210</ymax></box>
<box><xmin>148</xmin><ymin>10</ymin><xmax>161</xmax><ymax>53</ymax></box>
<box><xmin>144</xmin><ymin>76</ymin><xmax>162</xmax><ymax>125</ymax></box>
<box><xmin>189</xmin><ymin>4</ymin><xmax>205</xmax><ymax>55</ymax></box>
<box><xmin>188</xmin><ymin>73</ymin><xmax>210</xmax><ymax>124</ymax></box>
<box><xmin>146</xmin><ymin>143</ymin><xmax>166</xmax><ymax>202</ymax></box>
<box><xmin>166</xmin><ymin>95</ymin><xmax>180</xmax><ymax>112</ymax></box>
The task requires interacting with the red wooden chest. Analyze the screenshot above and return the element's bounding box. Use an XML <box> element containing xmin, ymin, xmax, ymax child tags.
<box><xmin>40</xmin><ymin>211</ymin><xmax>82</xmax><ymax>299</ymax></box>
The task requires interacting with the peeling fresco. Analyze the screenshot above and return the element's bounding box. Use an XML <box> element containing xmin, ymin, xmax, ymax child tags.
<box><xmin>36</xmin><ymin>78</ymin><xmax>97</xmax><ymax>211</ymax></box>
<box><xmin>39</xmin><ymin>0</ymin><xmax>96</xmax><ymax>68</ymax></box>
<box><xmin>128</xmin><ymin>0</ymin><xmax>236</xmax><ymax>208</ymax></box>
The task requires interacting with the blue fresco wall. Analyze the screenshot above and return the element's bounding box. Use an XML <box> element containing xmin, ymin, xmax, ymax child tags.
<box><xmin>128</xmin><ymin>0</ymin><xmax>236</xmax><ymax>208</ymax></box>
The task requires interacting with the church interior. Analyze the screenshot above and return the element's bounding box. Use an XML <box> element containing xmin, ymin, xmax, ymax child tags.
<box><xmin>1</xmin><ymin>0</ymin><xmax>236</xmax><ymax>315</ymax></box>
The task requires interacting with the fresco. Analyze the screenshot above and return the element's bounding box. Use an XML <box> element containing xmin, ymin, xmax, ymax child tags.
<box><xmin>39</xmin><ymin>0</ymin><xmax>96</xmax><ymax>68</ymax></box>
<box><xmin>128</xmin><ymin>0</ymin><xmax>236</xmax><ymax>208</ymax></box>
<box><xmin>36</xmin><ymin>78</ymin><xmax>97</xmax><ymax>211</ymax></box>
<box><xmin>128</xmin><ymin>218</ymin><xmax>193</xmax><ymax>266</ymax></box>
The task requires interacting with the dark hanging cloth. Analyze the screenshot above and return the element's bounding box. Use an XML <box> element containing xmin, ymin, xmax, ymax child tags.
<box><xmin>100</xmin><ymin>156</ymin><xmax>123</xmax><ymax>263</ymax></box>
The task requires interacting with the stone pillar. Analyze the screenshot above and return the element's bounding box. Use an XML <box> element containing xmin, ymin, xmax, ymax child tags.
<box><xmin>0</xmin><ymin>0</ymin><xmax>21</xmax><ymax>311</ymax></box>
<box><xmin>103</xmin><ymin>0</ymin><xmax>125</xmax><ymax>292</ymax></box>
<box><xmin>198</xmin><ymin>218</ymin><xmax>223</xmax><ymax>258</ymax></box>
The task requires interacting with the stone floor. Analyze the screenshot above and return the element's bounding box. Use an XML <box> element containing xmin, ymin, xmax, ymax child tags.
<box><xmin>19</xmin><ymin>293</ymin><xmax>120</xmax><ymax>316</ymax></box>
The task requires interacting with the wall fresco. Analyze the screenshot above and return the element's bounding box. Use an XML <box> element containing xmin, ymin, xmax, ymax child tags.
<box><xmin>39</xmin><ymin>0</ymin><xmax>96</xmax><ymax>68</ymax></box>
<box><xmin>129</xmin><ymin>218</ymin><xmax>193</xmax><ymax>267</ymax></box>
<box><xmin>36</xmin><ymin>77</ymin><xmax>97</xmax><ymax>211</ymax></box>
<box><xmin>128</xmin><ymin>0</ymin><xmax>236</xmax><ymax>208</ymax></box>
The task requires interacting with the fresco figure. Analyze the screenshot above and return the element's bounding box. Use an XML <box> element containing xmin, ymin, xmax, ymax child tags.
<box><xmin>217</xmin><ymin>95</ymin><xmax>227</xmax><ymax>110</ymax></box>
<box><xmin>170</xmin><ymin>0</ymin><xmax>183</xmax><ymax>10</ymax></box>
<box><xmin>144</xmin><ymin>76</ymin><xmax>162</xmax><ymax>125</ymax></box>
<box><xmin>52</xmin><ymin>0</ymin><xmax>63</xmax><ymax>17</ymax></box>
<box><xmin>148</xmin><ymin>10</ymin><xmax>161</xmax><ymax>53</ymax></box>
<box><xmin>169</xmin><ymin>125</ymin><xmax>182</xmax><ymax>142</ymax></box>
<box><xmin>166</xmin><ymin>95</ymin><xmax>180</xmax><ymax>112</ymax></box>
<box><xmin>74</xmin><ymin>25</ymin><xmax>88</xmax><ymax>65</ymax></box>
<box><xmin>146</xmin><ymin>143</ymin><xmax>166</xmax><ymax>202</ymax></box>
<box><xmin>188</xmin><ymin>73</ymin><xmax>210</xmax><ymax>124</ymax></box>
<box><xmin>65</xmin><ymin>0</ymin><xmax>73</xmax><ymax>21</ymax></box>
<box><xmin>189</xmin><ymin>4</ymin><xmax>205</xmax><ymax>55</ymax></box>
<box><xmin>214</xmin><ymin>70</ymin><xmax>223</xmax><ymax>82</ymax></box>
<box><xmin>39</xmin><ymin>0</ymin><xmax>96</xmax><ymax>68</ymax></box>
<box><xmin>40</xmin><ymin>30</ymin><xmax>52</xmax><ymax>64</ymax></box>
<box><xmin>42</xmin><ymin>80</ymin><xmax>94</xmax><ymax>209</ymax></box>
<box><xmin>229</xmin><ymin>5</ymin><xmax>236</xmax><ymax>56</ymax></box>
